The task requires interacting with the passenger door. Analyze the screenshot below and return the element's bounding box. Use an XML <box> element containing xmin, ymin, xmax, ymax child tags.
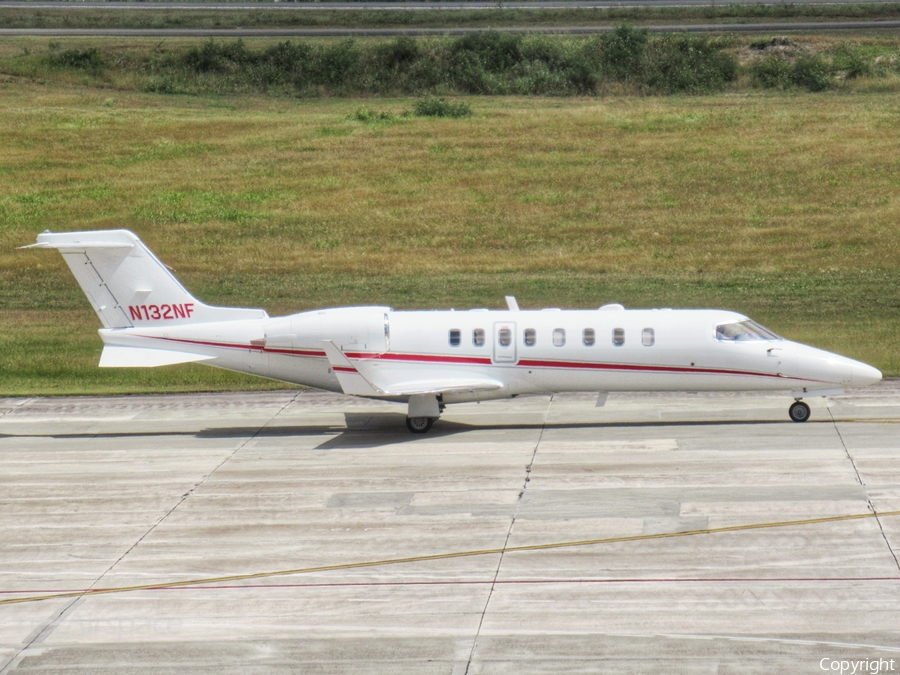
<box><xmin>493</xmin><ymin>322</ymin><xmax>517</xmax><ymax>364</ymax></box>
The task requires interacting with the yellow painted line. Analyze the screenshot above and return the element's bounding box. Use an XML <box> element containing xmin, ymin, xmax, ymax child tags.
<box><xmin>3</xmin><ymin>509</ymin><xmax>899</xmax><ymax>607</ymax></box>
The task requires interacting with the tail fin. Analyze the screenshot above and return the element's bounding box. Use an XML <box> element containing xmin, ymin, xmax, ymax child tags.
<box><xmin>24</xmin><ymin>229</ymin><xmax>267</xmax><ymax>328</ymax></box>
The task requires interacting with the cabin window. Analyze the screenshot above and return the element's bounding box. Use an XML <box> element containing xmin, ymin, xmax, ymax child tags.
<box><xmin>715</xmin><ymin>320</ymin><xmax>781</xmax><ymax>341</ymax></box>
<box><xmin>473</xmin><ymin>328</ymin><xmax>485</xmax><ymax>347</ymax></box>
<box><xmin>553</xmin><ymin>328</ymin><xmax>566</xmax><ymax>347</ymax></box>
<box><xmin>583</xmin><ymin>328</ymin><xmax>596</xmax><ymax>346</ymax></box>
<box><xmin>612</xmin><ymin>327</ymin><xmax>625</xmax><ymax>346</ymax></box>
<box><xmin>642</xmin><ymin>328</ymin><xmax>655</xmax><ymax>347</ymax></box>
<box><xmin>449</xmin><ymin>329</ymin><xmax>461</xmax><ymax>347</ymax></box>
<box><xmin>498</xmin><ymin>328</ymin><xmax>512</xmax><ymax>347</ymax></box>
<box><xmin>524</xmin><ymin>328</ymin><xmax>537</xmax><ymax>347</ymax></box>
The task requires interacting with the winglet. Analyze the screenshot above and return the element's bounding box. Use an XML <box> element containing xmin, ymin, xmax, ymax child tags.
<box><xmin>321</xmin><ymin>340</ymin><xmax>385</xmax><ymax>396</ymax></box>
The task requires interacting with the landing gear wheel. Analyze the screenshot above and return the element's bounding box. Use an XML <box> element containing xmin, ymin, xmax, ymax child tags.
<box><xmin>789</xmin><ymin>401</ymin><xmax>811</xmax><ymax>423</ymax></box>
<box><xmin>405</xmin><ymin>416</ymin><xmax>435</xmax><ymax>434</ymax></box>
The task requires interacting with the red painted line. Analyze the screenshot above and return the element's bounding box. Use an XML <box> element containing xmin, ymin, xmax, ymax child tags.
<box><xmin>141</xmin><ymin>335</ymin><xmax>263</xmax><ymax>352</ymax></box>
<box><xmin>350</xmin><ymin>351</ymin><xmax>493</xmax><ymax>366</ymax></box>
<box><xmin>140</xmin><ymin>336</ymin><xmax>326</xmax><ymax>358</ymax></box>
<box><xmin>264</xmin><ymin>347</ymin><xmax>326</xmax><ymax>358</ymax></box>
<box><xmin>5</xmin><ymin>577</ymin><xmax>898</xmax><ymax>595</ymax></box>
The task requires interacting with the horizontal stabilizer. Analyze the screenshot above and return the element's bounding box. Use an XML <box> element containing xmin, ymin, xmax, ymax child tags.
<box><xmin>20</xmin><ymin>241</ymin><xmax>134</xmax><ymax>251</ymax></box>
<box><xmin>99</xmin><ymin>346</ymin><xmax>215</xmax><ymax>368</ymax></box>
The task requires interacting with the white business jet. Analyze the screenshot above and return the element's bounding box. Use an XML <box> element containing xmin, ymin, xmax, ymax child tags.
<box><xmin>25</xmin><ymin>229</ymin><xmax>882</xmax><ymax>432</ymax></box>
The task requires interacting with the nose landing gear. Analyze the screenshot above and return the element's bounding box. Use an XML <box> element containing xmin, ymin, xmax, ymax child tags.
<box><xmin>789</xmin><ymin>400</ymin><xmax>811</xmax><ymax>423</ymax></box>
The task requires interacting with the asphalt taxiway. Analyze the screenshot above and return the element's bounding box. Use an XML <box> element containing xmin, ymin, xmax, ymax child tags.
<box><xmin>1</xmin><ymin>383</ymin><xmax>899</xmax><ymax>673</ymax></box>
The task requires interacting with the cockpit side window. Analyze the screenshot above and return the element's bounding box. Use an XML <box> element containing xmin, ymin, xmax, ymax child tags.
<box><xmin>715</xmin><ymin>320</ymin><xmax>781</xmax><ymax>341</ymax></box>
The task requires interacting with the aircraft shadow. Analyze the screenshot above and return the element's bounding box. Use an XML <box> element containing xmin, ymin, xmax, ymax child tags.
<box><xmin>312</xmin><ymin>414</ymin><xmax>807</xmax><ymax>450</ymax></box>
<box><xmin>0</xmin><ymin>412</ymin><xmax>807</xmax><ymax>449</ymax></box>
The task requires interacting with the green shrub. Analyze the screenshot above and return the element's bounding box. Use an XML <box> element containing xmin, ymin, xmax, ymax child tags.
<box><xmin>789</xmin><ymin>55</ymin><xmax>833</xmax><ymax>91</ymax></box>
<box><xmin>599</xmin><ymin>24</ymin><xmax>648</xmax><ymax>83</ymax></box>
<box><xmin>48</xmin><ymin>47</ymin><xmax>105</xmax><ymax>72</ymax></box>
<box><xmin>377</xmin><ymin>37</ymin><xmax>421</xmax><ymax>69</ymax></box>
<box><xmin>643</xmin><ymin>35</ymin><xmax>737</xmax><ymax>94</ymax></box>
<box><xmin>751</xmin><ymin>53</ymin><xmax>833</xmax><ymax>91</ymax></box>
<box><xmin>315</xmin><ymin>40</ymin><xmax>360</xmax><ymax>87</ymax></box>
<box><xmin>258</xmin><ymin>41</ymin><xmax>312</xmax><ymax>86</ymax></box>
<box><xmin>833</xmin><ymin>45</ymin><xmax>871</xmax><ymax>79</ymax></box>
<box><xmin>182</xmin><ymin>39</ymin><xmax>252</xmax><ymax>73</ymax></box>
<box><xmin>750</xmin><ymin>56</ymin><xmax>792</xmax><ymax>89</ymax></box>
<box><xmin>451</xmin><ymin>32</ymin><xmax>524</xmax><ymax>72</ymax></box>
<box><xmin>412</xmin><ymin>98</ymin><xmax>472</xmax><ymax>118</ymax></box>
<box><xmin>111</xmin><ymin>34</ymin><xmax>792</xmax><ymax>98</ymax></box>
<box><xmin>142</xmin><ymin>75</ymin><xmax>182</xmax><ymax>95</ymax></box>
<box><xmin>349</xmin><ymin>107</ymin><xmax>397</xmax><ymax>123</ymax></box>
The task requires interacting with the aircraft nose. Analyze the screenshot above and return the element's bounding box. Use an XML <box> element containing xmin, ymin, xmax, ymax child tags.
<box><xmin>852</xmin><ymin>362</ymin><xmax>882</xmax><ymax>387</ymax></box>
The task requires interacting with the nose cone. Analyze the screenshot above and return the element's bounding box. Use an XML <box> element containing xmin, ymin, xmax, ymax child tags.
<box><xmin>790</xmin><ymin>343</ymin><xmax>882</xmax><ymax>389</ymax></box>
<box><xmin>852</xmin><ymin>362</ymin><xmax>882</xmax><ymax>387</ymax></box>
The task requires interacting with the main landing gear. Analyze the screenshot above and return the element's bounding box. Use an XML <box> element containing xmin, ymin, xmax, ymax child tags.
<box><xmin>405</xmin><ymin>393</ymin><xmax>444</xmax><ymax>434</ymax></box>
<box><xmin>405</xmin><ymin>416</ymin><xmax>436</xmax><ymax>434</ymax></box>
<box><xmin>789</xmin><ymin>400</ymin><xmax>811</xmax><ymax>423</ymax></box>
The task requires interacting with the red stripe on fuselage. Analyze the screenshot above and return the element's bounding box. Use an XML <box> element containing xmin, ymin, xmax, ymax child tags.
<box><xmin>349</xmin><ymin>351</ymin><xmax>493</xmax><ymax>366</ymax></box>
<box><xmin>137</xmin><ymin>335</ymin><xmax>797</xmax><ymax>382</ymax></box>
<box><xmin>142</xmin><ymin>336</ymin><xmax>326</xmax><ymax>358</ymax></box>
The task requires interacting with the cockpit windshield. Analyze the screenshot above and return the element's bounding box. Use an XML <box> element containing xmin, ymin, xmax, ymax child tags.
<box><xmin>715</xmin><ymin>320</ymin><xmax>781</xmax><ymax>341</ymax></box>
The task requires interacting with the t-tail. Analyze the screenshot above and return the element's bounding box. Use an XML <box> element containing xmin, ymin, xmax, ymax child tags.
<box><xmin>24</xmin><ymin>230</ymin><xmax>268</xmax><ymax>367</ymax></box>
<box><xmin>25</xmin><ymin>229</ymin><xmax>265</xmax><ymax>328</ymax></box>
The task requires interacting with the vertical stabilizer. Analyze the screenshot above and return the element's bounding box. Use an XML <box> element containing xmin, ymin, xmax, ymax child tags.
<box><xmin>25</xmin><ymin>230</ymin><xmax>267</xmax><ymax>328</ymax></box>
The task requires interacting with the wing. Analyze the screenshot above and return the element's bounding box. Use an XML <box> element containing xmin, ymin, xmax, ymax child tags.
<box><xmin>321</xmin><ymin>340</ymin><xmax>502</xmax><ymax>398</ymax></box>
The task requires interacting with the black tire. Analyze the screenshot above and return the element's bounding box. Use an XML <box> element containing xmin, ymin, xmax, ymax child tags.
<box><xmin>789</xmin><ymin>401</ymin><xmax>811</xmax><ymax>423</ymax></box>
<box><xmin>406</xmin><ymin>416</ymin><xmax>434</xmax><ymax>434</ymax></box>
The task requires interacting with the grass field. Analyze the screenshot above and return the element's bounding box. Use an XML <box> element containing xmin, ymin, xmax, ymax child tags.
<box><xmin>1</xmin><ymin>69</ymin><xmax>899</xmax><ymax>393</ymax></box>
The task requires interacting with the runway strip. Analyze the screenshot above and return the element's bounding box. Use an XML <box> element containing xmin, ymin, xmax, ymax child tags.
<box><xmin>4</xmin><ymin>508</ymin><xmax>899</xmax><ymax>607</ymax></box>
<box><xmin>2</xmin><ymin>22</ymin><xmax>900</xmax><ymax>35</ymax></box>
<box><xmin>2</xmin><ymin>388</ymin><xmax>899</xmax><ymax>671</ymax></box>
<box><xmin>0</xmin><ymin>0</ymin><xmax>895</xmax><ymax>9</ymax></box>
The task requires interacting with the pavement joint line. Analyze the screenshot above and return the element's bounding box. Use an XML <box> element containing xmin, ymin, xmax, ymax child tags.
<box><xmin>0</xmin><ymin>398</ymin><xmax>33</xmax><ymax>421</ymax></box>
<box><xmin>0</xmin><ymin>596</ymin><xmax>85</xmax><ymax>675</ymax></box>
<box><xmin>464</xmin><ymin>393</ymin><xmax>551</xmax><ymax>675</ymax></box>
<box><xmin>3</xmin><ymin>508</ymin><xmax>899</xmax><ymax>608</ymax></box>
<box><xmin>0</xmin><ymin>390</ymin><xmax>302</xmax><ymax>675</ymax></box>
<box><xmin>91</xmin><ymin>392</ymin><xmax>298</xmax><ymax>582</ymax></box>
<box><xmin>828</xmin><ymin>402</ymin><xmax>900</xmax><ymax>573</ymax></box>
